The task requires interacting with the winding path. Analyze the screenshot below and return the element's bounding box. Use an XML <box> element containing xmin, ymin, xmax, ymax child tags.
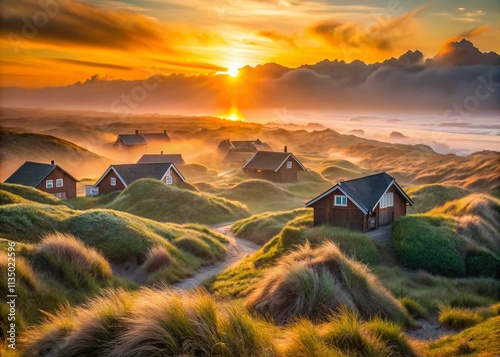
<box><xmin>174</xmin><ymin>222</ymin><xmax>260</xmax><ymax>290</ymax></box>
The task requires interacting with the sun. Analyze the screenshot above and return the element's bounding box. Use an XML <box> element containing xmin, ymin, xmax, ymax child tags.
<box><xmin>227</xmin><ymin>66</ymin><xmax>239</xmax><ymax>77</ymax></box>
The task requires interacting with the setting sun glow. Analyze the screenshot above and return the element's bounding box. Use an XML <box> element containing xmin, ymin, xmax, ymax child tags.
<box><xmin>227</xmin><ymin>66</ymin><xmax>239</xmax><ymax>77</ymax></box>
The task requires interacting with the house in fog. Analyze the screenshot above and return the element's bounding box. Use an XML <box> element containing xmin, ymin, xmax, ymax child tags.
<box><xmin>242</xmin><ymin>148</ymin><xmax>306</xmax><ymax>182</ymax></box>
<box><xmin>93</xmin><ymin>163</ymin><xmax>185</xmax><ymax>195</ymax></box>
<box><xmin>305</xmin><ymin>172</ymin><xmax>414</xmax><ymax>232</ymax></box>
<box><xmin>5</xmin><ymin>161</ymin><xmax>78</xmax><ymax>199</ymax></box>
<box><xmin>221</xmin><ymin>149</ymin><xmax>255</xmax><ymax>169</ymax></box>
<box><xmin>217</xmin><ymin>139</ymin><xmax>272</xmax><ymax>153</ymax></box>
<box><xmin>113</xmin><ymin>130</ymin><xmax>170</xmax><ymax>148</ymax></box>
<box><xmin>137</xmin><ymin>152</ymin><xmax>185</xmax><ymax>165</ymax></box>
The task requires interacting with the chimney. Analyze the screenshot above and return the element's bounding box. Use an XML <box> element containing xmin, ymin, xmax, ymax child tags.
<box><xmin>161</xmin><ymin>151</ymin><xmax>163</xmax><ymax>155</ymax></box>
<box><xmin>135</xmin><ymin>130</ymin><xmax>139</xmax><ymax>135</ymax></box>
<box><xmin>51</xmin><ymin>160</ymin><xmax>55</xmax><ymax>165</ymax></box>
<box><xmin>163</xmin><ymin>130</ymin><xmax>167</xmax><ymax>134</ymax></box>
<box><xmin>284</xmin><ymin>146</ymin><xmax>287</xmax><ymax>153</ymax></box>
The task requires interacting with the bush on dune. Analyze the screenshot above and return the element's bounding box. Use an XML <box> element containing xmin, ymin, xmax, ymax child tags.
<box><xmin>107</xmin><ymin>179</ymin><xmax>249</xmax><ymax>224</ymax></box>
<box><xmin>393</xmin><ymin>215</ymin><xmax>466</xmax><ymax>277</ymax></box>
<box><xmin>246</xmin><ymin>242</ymin><xmax>407</xmax><ymax>325</ymax></box>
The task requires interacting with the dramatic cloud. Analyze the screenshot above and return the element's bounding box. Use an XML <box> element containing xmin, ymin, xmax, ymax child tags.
<box><xmin>52</xmin><ymin>58</ymin><xmax>133</xmax><ymax>71</ymax></box>
<box><xmin>308</xmin><ymin>9</ymin><xmax>421</xmax><ymax>51</ymax></box>
<box><xmin>1</xmin><ymin>41</ymin><xmax>498</xmax><ymax>113</ymax></box>
<box><xmin>258</xmin><ymin>31</ymin><xmax>296</xmax><ymax>47</ymax></box>
<box><xmin>1</xmin><ymin>0</ymin><xmax>166</xmax><ymax>50</ymax></box>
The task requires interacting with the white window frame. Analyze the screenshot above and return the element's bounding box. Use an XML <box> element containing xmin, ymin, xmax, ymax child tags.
<box><xmin>166</xmin><ymin>176</ymin><xmax>173</xmax><ymax>185</ymax></box>
<box><xmin>110</xmin><ymin>177</ymin><xmax>116</xmax><ymax>186</ymax></box>
<box><xmin>46</xmin><ymin>180</ymin><xmax>53</xmax><ymax>189</ymax></box>
<box><xmin>286</xmin><ymin>161</ymin><xmax>292</xmax><ymax>169</ymax></box>
<box><xmin>56</xmin><ymin>178</ymin><xmax>63</xmax><ymax>187</ymax></box>
<box><xmin>380</xmin><ymin>192</ymin><xmax>394</xmax><ymax>208</ymax></box>
<box><xmin>334</xmin><ymin>195</ymin><xmax>347</xmax><ymax>207</ymax></box>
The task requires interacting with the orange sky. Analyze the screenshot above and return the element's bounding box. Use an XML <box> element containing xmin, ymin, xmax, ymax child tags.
<box><xmin>0</xmin><ymin>0</ymin><xmax>498</xmax><ymax>87</ymax></box>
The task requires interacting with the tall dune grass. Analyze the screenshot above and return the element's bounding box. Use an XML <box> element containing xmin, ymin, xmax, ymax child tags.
<box><xmin>246</xmin><ymin>242</ymin><xmax>407</xmax><ymax>325</ymax></box>
<box><xmin>33</xmin><ymin>233</ymin><xmax>112</xmax><ymax>290</ymax></box>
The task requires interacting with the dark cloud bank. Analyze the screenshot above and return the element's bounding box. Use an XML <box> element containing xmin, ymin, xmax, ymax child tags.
<box><xmin>1</xmin><ymin>40</ymin><xmax>499</xmax><ymax>113</ymax></box>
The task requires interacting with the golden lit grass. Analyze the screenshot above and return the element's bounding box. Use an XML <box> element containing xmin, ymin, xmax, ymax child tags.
<box><xmin>142</xmin><ymin>245</ymin><xmax>174</xmax><ymax>274</ymax></box>
<box><xmin>246</xmin><ymin>242</ymin><xmax>407</xmax><ymax>325</ymax></box>
<box><xmin>406</xmin><ymin>184</ymin><xmax>470</xmax><ymax>214</ymax></box>
<box><xmin>0</xmin><ymin>183</ymin><xmax>68</xmax><ymax>206</ymax></box>
<box><xmin>33</xmin><ymin>232</ymin><xmax>112</xmax><ymax>290</ymax></box>
<box><xmin>438</xmin><ymin>307</ymin><xmax>483</xmax><ymax>329</ymax></box>
<box><xmin>426</xmin><ymin>315</ymin><xmax>500</xmax><ymax>356</ymax></box>
<box><xmin>21</xmin><ymin>288</ymin><xmax>277</xmax><ymax>357</ymax></box>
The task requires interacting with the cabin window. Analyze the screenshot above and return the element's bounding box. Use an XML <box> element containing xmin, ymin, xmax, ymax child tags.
<box><xmin>286</xmin><ymin>161</ymin><xmax>292</xmax><ymax>169</ymax></box>
<box><xmin>56</xmin><ymin>178</ymin><xmax>63</xmax><ymax>187</ymax></box>
<box><xmin>46</xmin><ymin>180</ymin><xmax>53</xmax><ymax>189</ymax></box>
<box><xmin>54</xmin><ymin>192</ymin><xmax>67</xmax><ymax>199</ymax></box>
<box><xmin>110</xmin><ymin>177</ymin><xmax>116</xmax><ymax>186</ymax></box>
<box><xmin>380</xmin><ymin>192</ymin><xmax>394</xmax><ymax>208</ymax></box>
<box><xmin>166</xmin><ymin>176</ymin><xmax>173</xmax><ymax>185</ymax></box>
<box><xmin>334</xmin><ymin>195</ymin><xmax>347</xmax><ymax>206</ymax></box>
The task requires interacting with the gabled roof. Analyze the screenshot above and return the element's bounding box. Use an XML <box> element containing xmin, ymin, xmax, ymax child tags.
<box><xmin>94</xmin><ymin>163</ymin><xmax>185</xmax><ymax>187</ymax></box>
<box><xmin>243</xmin><ymin>151</ymin><xmax>306</xmax><ymax>172</ymax></box>
<box><xmin>305</xmin><ymin>172</ymin><xmax>414</xmax><ymax>214</ymax></box>
<box><xmin>217</xmin><ymin>139</ymin><xmax>272</xmax><ymax>152</ymax></box>
<box><xmin>115</xmin><ymin>134</ymin><xmax>147</xmax><ymax>146</ymax></box>
<box><xmin>221</xmin><ymin>150</ymin><xmax>255</xmax><ymax>164</ymax></box>
<box><xmin>5</xmin><ymin>161</ymin><xmax>78</xmax><ymax>187</ymax></box>
<box><xmin>114</xmin><ymin>132</ymin><xmax>170</xmax><ymax>146</ymax></box>
<box><xmin>137</xmin><ymin>154</ymin><xmax>185</xmax><ymax>165</ymax></box>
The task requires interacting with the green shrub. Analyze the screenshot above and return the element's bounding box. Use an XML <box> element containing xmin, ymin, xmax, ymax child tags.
<box><xmin>439</xmin><ymin>306</ymin><xmax>483</xmax><ymax>329</ymax></box>
<box><xmin>466</xmin><ymin>249</ymin><xmax>500</xmax><ymax>278</ymax></box>
<box><xmin>393</xmin><ymin>215</ymin><xmax>466</xmax><ymax>277</ymax></box>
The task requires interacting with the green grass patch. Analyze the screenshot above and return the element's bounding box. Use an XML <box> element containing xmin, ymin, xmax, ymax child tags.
<box><xmin>232</xmin><ymin>208</ymin><xmax>311</xmax><ymax>245</ymax></box>
<box><xmin>0</xmin><ymin>183</ymin><xmax>69</xmax><ymax>206</ymax></box>
<box><xmin>107</xmin><ymin>179</ymin><xmax>249</xmax><ymax>224</ymax></box>
<box><xmin>438</xmin><ymin>306</ymin><xmax>483</xmax><ymax>329</ymax></box>
<box><xmin>407</xmin><ymin>184</ymin><xmax>470</xmax><ymax>214</ymax></box>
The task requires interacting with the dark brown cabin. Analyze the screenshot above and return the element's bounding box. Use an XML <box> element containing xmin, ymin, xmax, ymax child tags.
<box><xmin>94</xmin><ymin>162</ymin><xmax>185</xmax><ymax>195</ymax></box>
<box><xmin>5</xmin><ymin>161</ymin><xmax>78</xmax><ymax>199</ymax></box>
<box><xmin>306</xmin><ymin>172</ymin><xmax>414</xmax><ymax>232</ymax></box>
<box><xmin>242</xmin><ymin>150</ymin><xmax>306</xmax><ymax>182</ymax></box>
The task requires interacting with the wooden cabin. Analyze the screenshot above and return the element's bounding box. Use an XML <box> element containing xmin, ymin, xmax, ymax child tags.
<box><xmin>5</xmin><ymin>161</ymin><xmax>78</xmax><ymax>199</ymax></box>
<box><xmin>93</xmin><ymin>163</ymin><xmax>185</xmax><ymax>195</ymax></box>
<box><xmin>113</xmin><ymin>130</ymin><xmax>170</xmax><ymax>148</ymax></box>
<box><xmin>305</xmin><ymin>172</ymin><xmax>414</xmax><ymax>232</ymax></box>
<box><xmin>137</xmin><ymin>152</ymin><xmax>185</xmax><ymax>165</ymax></box>
<box><xmin>242</xmin><ymin>150</ymin><xmax>306</xmax><ymax>182</ymax></box>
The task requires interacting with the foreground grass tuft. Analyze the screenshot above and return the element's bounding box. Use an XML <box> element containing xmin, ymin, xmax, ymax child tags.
<box><xmin>246</xmin><ymin>242</ymin><xmax>407</xmax><ymax>324</ymax></box>
<box><xmin>438</xmin><ymin>306</ymin><xmax>483</xmax><ymax>329</ymax></box>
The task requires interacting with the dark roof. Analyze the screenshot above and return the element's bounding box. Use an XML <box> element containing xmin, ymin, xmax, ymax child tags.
<box><xmin>5</xmin><ymin>161</ymin><xmax>78</xmax><ymax>187</ymax></box>
<box><xmin>95</xmin><ymin>163</ymin><xmax>185</xmax><ymax>187</ymax></box>
<box><xmin>143</xmin><ymin>133</ymin><xmax>171</xmax><ymax>142</ymax></box>
<box><xmin>115</xmin><ymin>134</ymin><xmax>147</xmax><ymax>146</ymax></box>
<box><xmin>137</xmin><ymin>154</ymin><xmax>185</xmax><ymax>165</ymax></box>
<box><xmin>306</xmin><ymin>172</ymin><xmax>414</xmax><ymax>213</ymax></box>
<box><xmin>217</xmin><ymin>139</ymin><xmax>272</xmax><ymax>152</ymax></box>
<box><xmin>114</xmin><ymin>132</ymin><xmax>170</xmax><ymax>146</ymax></box>
<box><xmin>221</xmin><ymin>150</ymin><xmax>255</xmax><ymax>164</ymax></box>
<box><xmin>243</xmin><ymin>151</ymin><xmax>306</xmax><ymax>171</ymax></box>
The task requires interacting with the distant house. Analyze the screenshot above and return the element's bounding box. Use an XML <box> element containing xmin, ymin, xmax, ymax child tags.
<box><xmin>242</xmin><ymin>149</ymin><xmax>306</xmax><ymax>182</ymax></box>
<box><xmin>94</xmin><ymin>163</ymin><xmax>185</xmax><ymax>195</ymax></box>
<box><xmin>221</xmin><ymin>149</ymin><xmax>255</xmax><ymax>169</ymax></box>
<box><xmin>5</xmin><ymin>161</ymin><xmax>78</xmax><ymax>199</ymax></box>
<box><xmin>113</xmin><ymin>130</ymin><xmax>170</xmax><ymax>148</ymax></box>
<box><xmin>137</xmin><ymin>152</ymin><xmax>185</xmax><ymax>165</ymax></box>
<box><xmin>305</xmin><ymin>172</ymin><xmax>414</xmax><ymax>232</ymax></box>
<box><xmin>217</xmin><ymin>139</ymin><xmax>272</xmax><ymax>153</ymax></box>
